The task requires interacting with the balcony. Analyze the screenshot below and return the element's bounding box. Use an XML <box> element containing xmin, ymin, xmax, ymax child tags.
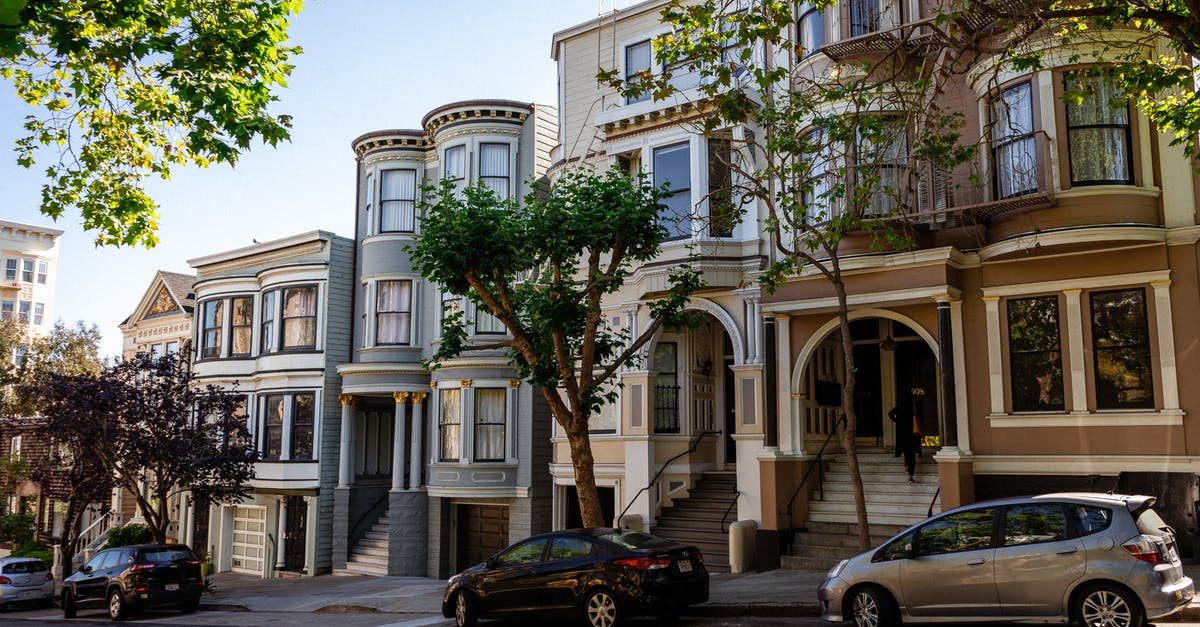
<box><xmin>820</xmin><ymin>19</ymin><xmax>940</xmax><ymax>62</ymax></box>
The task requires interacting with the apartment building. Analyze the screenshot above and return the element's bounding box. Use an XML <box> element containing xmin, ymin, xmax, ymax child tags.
<box><xmin>551</xmin><ymin>0</ymin><xmax>1200</xmax><ymax>568</ymax></box>
<box><xmin>0</xmin><ymin>219</ymin><xmax>60</xmax><ymax>336</ymax></box>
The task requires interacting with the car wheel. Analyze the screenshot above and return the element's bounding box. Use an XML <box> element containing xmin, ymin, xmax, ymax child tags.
<box><xmin>1074</xmin><ymin>584</ymin><xmax>1145</xmax><ymax>627</ymax></box>
<box><xmin>453</xmin><ymin>590</ymin><xmax>478</xmax><ymax>627</ymax></box>
<box><xmin>582</xmin><ymin>588</ymin><xmax>622</xmax><ymax>627</ymax></box>
<box><xmin>62</xmin><ymin>589</ymin><xmax>76</xmax><ymax>619</ymax></box>
<box><xmin>849</xmin><ymin>585</ymin><xmax>899</xmax><ymax>627</ymax></box>
<box><xmin>107</xmin><ymin>589</ymin><xmax>128</xmax><ymax>621</ymax></box>
<box><xmin>181</xmin><ymin>597</ymin><xmax>199</xmax><ymax>614</ymax></box>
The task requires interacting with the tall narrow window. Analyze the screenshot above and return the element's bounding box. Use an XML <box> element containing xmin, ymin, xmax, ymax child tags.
<box><xmin>0</xmin><ymin>301</ymin><xmax>12</xmax><ymax>320</ymax></box>
<box><xmin>439</xmin><ymin>389</ymin><xmax>461</xmax><ymax>462</ymax></box>
<box><xmin>35</xmin><ymin>261</ymin><xmax>46</xmax><ymax>284</ymax></box>
<box><xmin>200</xmin><ymin>300</ymin><xmax>224</xmax><ymax>359</ymax></box>
<box><xmin>20</xmin><ymin>259</ymin><xmax>33</xmax><ymax>283</ymax></box>
<box><xmin>443</xmin><ymin>145</ymin><xmax>466</xmax><ymax>195</ymax></box>
<box><xmin>1065</xmin><ymin>71</ymin><xmax>1132</xmax><ymax>185</ymax></box>
<box><xmin>708</xmin><ymin>137</ymin><xmax>734</xmax><ymax>237</ymax></box>
<box><xmin>653</xmin><ymin>342</ymin><xmax>680</xmax><ymax>433</ymax></box>
<box><xmin>263</xmin><ymin>394</ymin><xmax>284</xmax><ymax>460</ymax></box>
<box><xmin>856</xmin><ymin>117</ymin><xmax>907</xmax><ymax>216</ymax></box>
<box><xmin>990</xmin><ymin>82</ymin><xmax>1037</xmax><ymax>199</ymax></box>
<box><xmin>364</xmin><ymin>172</ymin><xmax>373</xmax><ymax>218</ymax></box>
<box><xmin>17</xmin><ymin>301</ymin><xmax>29</xmax><ymax>323</ymax></box>
<box><xmin>376</xmin><ymin>280</ymin><xmax>412</xmax><ymax>345</ymax></box>
<box><xmin>625</xmin><ymin>40</ymin><xmax>653</xmax><ymax>104</ymax></box>
<box><xmin>380</xmin><ymin>169</ymin><xmax>417</xmax><ymax>232</ymax></box>
<box><xmin>654</xmin><ymin>142</ymin><xmax>692</xmax><ymax>239</ymax></box>
<box><xmin>282</xmin><ymin>286</ymin><xmax>317</xmax><ymax>350</ymax></box>
<box><xmin>1090</xmin><ymin>289</ymin><xmax>1154</xmax><ymax>409</ymax></box>
<box><xmin>32</xmin><ymin>303</ymin><xmax>43</xmax><ymax>325</ymax></box>
<box><xmin>798</xmin><ymin>2</ymin><xmax>826</xmax><ymax>57</ymax></box>
<box><xmin>230</xmin><ymin>296</ymin><xmax>253</xmax><ymax>356</ymax></box>
<box><xmin>260</xmin><ymin>291</ymin><xmax>277</xmax><ymax>353</ymax></box>
<box><xmin>479</xmin><ymin>143</ymin><xmax>510</xmax><ymax>198</ymax></box>
<box><xmin>801</xmin><ymin>127</ymin><xmax>841</xmax><ymax>221</ymax></box>
<box><xmin>4</xmin><ymin>260</ymin><xmax>15</xmax><ymax>281</ymax></box>
<box><xmin>849</xmin><ymin>0</ymin><xmax>882</xmax><ymax>36</ymax></box>
<box><xmin>1007</xmin><ymin>296</ymin><xmax>1064</xmax><ymax>412</ymax></box>
<box><xmin>474</xmin><ymin>388</ymin><xmax>507</xmax><ymax>462</ymax></box>
<box><xmin>291</xmin><ymin>393</ymin><xmax>314</xmax><ymax>460</ymax></box>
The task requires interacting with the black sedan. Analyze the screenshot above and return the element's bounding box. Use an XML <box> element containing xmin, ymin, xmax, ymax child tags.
<box><xmin>442</xmin><ymin>528</ymin><xmax>709</xmax><ymax>627</ymax></box>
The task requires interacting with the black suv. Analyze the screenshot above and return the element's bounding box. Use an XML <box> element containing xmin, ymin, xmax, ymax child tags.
<box><xmin>62</xmin><ymin>544</ymin><xmax>203</xmax><ymax>620</ymax></box>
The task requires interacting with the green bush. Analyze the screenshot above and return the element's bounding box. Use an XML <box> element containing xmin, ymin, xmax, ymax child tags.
<box><xmin>103</xmin><ymin>523</ymin><xmax>153</xmax><ymax>548</ymax></box>
<box><xmin>0</xmin><ymin>512</ymin><xmax>34</xmax><ymax>545</ymax></box>
<box><xmin>10</xmin><ymin>541</ymin><xmax>52</xmax><ymax>565</ymax></box>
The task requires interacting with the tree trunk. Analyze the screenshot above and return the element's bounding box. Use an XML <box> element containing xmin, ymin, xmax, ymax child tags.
<box><xmin>565</xmin><ymin>413</ymin><xmax>606</xmax><ymax>528</ymax></box>
<box><xmin>59</xmin><ymin>498</ymin><xmax>80</xmax><ymax>576</ymax></box>
<box><xmin>835</xmin><ymin>280</ymin><xmax>871</xmax><ymax>551</ymax></box>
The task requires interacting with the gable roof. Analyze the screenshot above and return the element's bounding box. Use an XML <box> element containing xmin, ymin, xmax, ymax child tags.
<box><xmin>119</xmin><ymin>270</ymin><xmax>196</xmax><ymax>327</ymax></box>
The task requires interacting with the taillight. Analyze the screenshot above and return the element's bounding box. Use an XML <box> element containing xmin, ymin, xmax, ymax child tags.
<box><xmin>185</xmin><ymin>559</ymin><xmax>200</xmax><ymax>566</ymax></box>
<box><xmin>614</xmin><ymin>557</ymin><xmax>671</xmax><ymax>571</ymax></box>
<box><xmin>1123</xmin><ymin>535</ymin><xmax>1165</xmax><ymax>565</ymax></box>
<box><xmin>129</xmin><ymin>562</ymin><xmax>157</xmax><ymax>572</ymax></box>
<box><xmin>0</xmin><ymin>576</ymin><xmax>9</xmax><ymax>584</ymax></box>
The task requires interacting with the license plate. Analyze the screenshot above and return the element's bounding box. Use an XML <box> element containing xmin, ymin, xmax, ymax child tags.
<box><xmin>19</xmin><ymin>590</ymin><xmax>40</xmax><ymax>599</ymax></box>
<box><xmin>165</xmin><ymin>583</ymin><xmax>179</xmax><ymax>592</ymax></box>
<box><xmin>676</xmin><ymin>560</ymin><xmax>693</xmax><ymax>573</ymax></box>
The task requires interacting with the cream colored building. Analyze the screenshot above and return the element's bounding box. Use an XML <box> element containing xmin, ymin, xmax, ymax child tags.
<box><xmin>0</xmin><ymin>219</ymin><xmax>61</xmax><ymax>337</ymax></box>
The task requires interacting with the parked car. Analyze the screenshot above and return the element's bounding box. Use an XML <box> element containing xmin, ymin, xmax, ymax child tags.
<box><xmin>819</xmin><ymin>493</ymin><xmax>1194</xmax><ymax>627</ymax></box>
<box><xmin>62</xmin><ymin>543</ymin><xmax>204</xmax><ymax>620</ymax></box>
<box><xmin>0</xmin><ymin>557</ymin><xmax>54</xmax><ymax>610</ymax></box>
<box><xmin>442</xmin><ymin>528</ymin><xmax>709</xmax><ymax>627</ymax></box>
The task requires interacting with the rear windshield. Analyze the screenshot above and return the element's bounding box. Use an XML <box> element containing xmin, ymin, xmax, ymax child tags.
<box><xmin>598</xmin><ymin>531</ymin><xmax>675</xmax><ymax>550</ymax></box>
<box><xmin>1136</xmin><ymin>507</ymin><xmax>1173</xmax><ymax>538</ymax></box>
<box><xmin>139</xmin><ymin>548</ymin><xmax>196</xmax><ymax>564</ymax></box>
<box><xmin>1</xmin><ymin>560</ymin><xmax>46</xmax><ymax>574</ymax></box>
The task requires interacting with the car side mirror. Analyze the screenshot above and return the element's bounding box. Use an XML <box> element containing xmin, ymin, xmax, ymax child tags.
<box><xmin>485</xmin><ymin>558</ymin><xmax>496</xmax><ymax>570</ymax></box>
<box><xmin>904</xmin><ymin>543</ymin><xmax>916</xmax><ymax>558</ymax></box>
<box><xmin>81</xmin><ymin>565</ymin><xmax>93</xmax><ymax>574</ymax></box>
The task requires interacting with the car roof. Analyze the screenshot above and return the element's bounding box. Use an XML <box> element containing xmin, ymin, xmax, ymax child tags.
<box><xmin>936</xmin><ymin>492</ymin><xmax>1149</xmax><ymax>517</ymax></box>
<box><xmin>0</xmin><ymin>556</ymin><xmax>44</xmax><ymax>564</ymax></box>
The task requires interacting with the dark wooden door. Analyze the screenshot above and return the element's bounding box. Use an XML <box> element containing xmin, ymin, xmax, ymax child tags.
<box><xmin>457</xmin><ymin>504</ymin><xmax>509</xmax><ymax>571</ymax></box>
<box><xmin>283</xmin><ymin>496</ymin><xmax>307</xmax><ymax>572</ymax></box>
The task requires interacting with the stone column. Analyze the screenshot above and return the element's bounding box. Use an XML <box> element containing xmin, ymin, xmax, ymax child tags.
<box><xmin>936</xmin><ymin>298</ymin><xmax>958</xmax><ymax>447</ymax></box>
<box><xmin>392</xmin><ymin>392</ymin><xmax>409</xmax><ymax>491</ymax></box>
<box><xmin>774</xmin><ymin>314</ymin><xmax>795</xmax><ymax>454</ymax></box>
<box><xmin>409</xmin><ymin>393</ymin><xmax>426</xmax><ymax>489</ymax></box>
<box><xmin>275</xmin><ymin>497</ymin><xmax>287</xmax><ymax>571</ymax></box>
<box><xmin>338</xmin><ymin>394</ymin><xmax>355</xmax><ymax>488</ymax></box>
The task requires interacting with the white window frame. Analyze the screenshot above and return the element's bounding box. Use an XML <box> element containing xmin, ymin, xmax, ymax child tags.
<box><xmin>32</xmin><ymin>303</ymin><xmax>43</xmax><ymax>326</ymax></box>
<box><xmin>378</xmin><ymin>168</ymin><xmax>419</xmax><ymax>233</ymax></box>
<box><xmin>439</xmin><ymin>137</ymin><xmax>519</xmax><ymax>199</ymax></box>
<box><xmin>364</xmin><ymin>276</ymin><xmax>420</xmax><ymax>348</ymax></box>
<box><xmin>35</xmin><ymin>261</ymin><xmax>47</xmax><ymax>284</ymax></box>
<box><xmin>433</xmin><ymin>380</ymin><xmax>516</xmax><ymax>465</ymax></box>
<box><xmin>20</xmin><ymin>259</ymin><xmax>33</xmax><ymax>283</ymax></box>
<box><xmin>3</xmin><ymin>259</ymin><xmax>15</xmax><ymax>281</ymax></box>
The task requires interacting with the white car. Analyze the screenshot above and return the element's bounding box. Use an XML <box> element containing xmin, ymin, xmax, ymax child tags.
<box><xmin>0</xmin><ymin>557</ymin><xmax>54</xmax><ymax>610</ymax></box>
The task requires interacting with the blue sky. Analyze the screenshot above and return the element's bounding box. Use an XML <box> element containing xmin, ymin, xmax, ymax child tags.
<box><xmin>0</xmin><ymin>0</ymin><xmax>606</xmax><ymax>357</ymax></box>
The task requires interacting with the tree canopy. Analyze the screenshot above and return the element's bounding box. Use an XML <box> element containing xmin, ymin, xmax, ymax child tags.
<box><xmin>0</xmin><ymin>0</ymin><xmax>301</xmax><ymax>246</ymax></box>
<box><xmin>0</xmin><ymin>318</ymin><xmax>103</xmax><ymax>418</ymax></box>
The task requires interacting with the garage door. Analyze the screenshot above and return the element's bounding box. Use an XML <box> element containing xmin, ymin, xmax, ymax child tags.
<box><xmin>457</xmin><ymin>504</ymin><xmax>509</xmax><ymax>571</ymax></box>
<box><xmin>231</xmin><ymin>506</ymin><xmax>266</xmax><ymax>575</ymax></box>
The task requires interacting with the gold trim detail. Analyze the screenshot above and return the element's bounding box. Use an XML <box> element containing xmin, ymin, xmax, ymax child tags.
<box><xmin>461</xmin><ymin>379</ymin><xmax>472</xmax><ymax>388</ymax></box>
<box><xmin>339</xmin><ymin>394</ymin><xmax>356</xmax><ymax>406</ymax></box>
<box><xmin>394</xmin><ymin>391</ymin><xmax>411</xmax><ymax>404</ymax></box>
<box><xmin>411</xmin><ymin>392</ymin><xmax>428</xmax><ymax>404</ymax></box>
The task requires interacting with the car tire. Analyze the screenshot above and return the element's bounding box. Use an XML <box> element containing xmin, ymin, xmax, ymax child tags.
<box><xmin>848</xmin><ymin>585</ymin><xmax>899</xmax><ymax>627</ymax></box>
<box><xmin>581</xmin><ymin>587</ymin><xmax>622</xmax><ymax>627</ymax></box>
<box><xmin>181</xmin><ymin>597</ymin><xmax>199</xmax><ymax>614</ymax></box>
<box><xmin>62</xmin><ymin>589</ymin><xmax>76</xmax><ymax>619</ymax></box>
<box><xmin>107</xmin><ymin>588</ymin><xmax>128</xmax><ymax>621</ymax></box>
<box><xmin>1074</xmin><ymin>583</ymin><xmax>1145</xmax><ymax>627</ymax></box>
<box><xmin>453</xmin><ymin>589</ymin><xmax>478</xmax><ymax>627</ymax></box>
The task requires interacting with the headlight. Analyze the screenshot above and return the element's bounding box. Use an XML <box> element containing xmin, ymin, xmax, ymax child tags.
<box><xmin>826</xmin><ymin>559</ymin><xmax>848</xmax><ymax>580</ymax></box>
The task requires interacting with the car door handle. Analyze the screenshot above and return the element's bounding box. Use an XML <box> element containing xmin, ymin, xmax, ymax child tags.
<box><xmin>1056</xmin><ymin>548</ymin><xmax>1078</xmax><ymax>555</ymax></box>
<box><xmin>967</xmin><ymin>558</ymin><xmax>986</xmax><ymax>565</ymax></box>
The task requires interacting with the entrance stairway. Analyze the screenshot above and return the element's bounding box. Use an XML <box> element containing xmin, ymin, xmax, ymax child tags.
<box><xmin>342</xmin><ymin>510</ymin><xmax>389</xmax><ymax>576</ymax></box>
<box><xmin>783</xmin><ymin>449</ymin><xmax>940</xmax><ymax>571</ymax></box>
<box><xmin>650</xmin><ymin>471</ymin><xmax>738</xmax><ymax>573</ymax></box>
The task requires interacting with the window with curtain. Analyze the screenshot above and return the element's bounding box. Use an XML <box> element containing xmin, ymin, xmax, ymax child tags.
<box><xmin>474</xmin><ymin>388</ymin><xmax>507</xmax><ymax>462</ymax></box>
<box><xmin>440</xmin><ymin>289</ymin><xmax>461</xmax><ymax>333</ymax></box>
<box><xmin>708</xmin><ymin>137</ymin><xmax>734</xmax><ymax>237</ymax></box>
<box><xmin>443</xmin><ymin>145</ymin><xmax>466</xmax><ymax>195</ymax></box>
<box><xmin>200</xmin><ymin>299</ymin><xmax>223</xmax><ymax>359</ymax></box>
<box><xmin>625</xmin><ymin>40</ymin><xmax>652</xmax><ymax>104</ymax></box>
<box><xmin>798</xmin><ymin>2</ymin><xmax>825</xmax><ymax>57</ymax></box>
<box><xmin>263</xmin><ymin>394</ymin><xmax>284</xmax><ymax>460</ymax></box>
<box><xmin>439</xmin><ymin>389</ymin><xmax>461</xmax><ymax>461</ymax></box>
<box><xmin>380</xmin><ymin>169</ymin><xmax>417</xmax><ymax>232</ymax></box>
<box><xmin>36</xmin><ymin>261</ymin><xmax>46</xmax><ymax>284</ymax></box>
<box><xmin>376</xmin><ymin>280</ymin><xmax>412</xmax><ymax>345</ymax></box>
<box><xmin>990</xmin><ymin>81</ymin><xmax>1038</xmax><ymax>199</ymax></box>
<box><xmin>850</xmin><ymin>0</ymin><xmax>882</xmax><ymax>36</ymax></box>
<box><xmin>291</xmin><ymin>393</ymin><xmax>314</xmax><ymax>460</ymax></box>
<box><xmin>475</xmin><ymin>305</ymin><xmax>505</xmax><ymax>334</ymax></box>
<box><xmin>654</xmin><ymin>142</ymin><xmax>692</xmax><ymax>239</ymax></box>
<box><xmin>855</xmin><ymin>117</ymin><xmax>907</xmax><ymax>216</ymax></box>
<box><xmin>230</xmin><ymin>296</ymin><xmax>253</xmax><ymax>356</ymax></box>
<box><xmin>1007</xmin><ymin>295</ymin><xmax>1064</xmax><ymax>412</ymax></box>
<box><xmin>1090</xmin><ymin>289</ymin><xmax>1154</xmax><ymax>409</ymax></box>
<box><xmin>260</xmin><ymin>290</ymin><xmax>277</xmax><ymax>353</ymax></box>
<box><xmin>282</xmin><ymin>286</ymin><xmax>317</xmax><ymax>349</ymax></box>
<box><xmin>1065</xmin><ymin>71</ymin><xmax>1132</xmax><ymax>185</ymax></box>
<box><xmin>479</xmin><ymin>143</ymin><xmax>510</xmax><ymax>198</ymax></box>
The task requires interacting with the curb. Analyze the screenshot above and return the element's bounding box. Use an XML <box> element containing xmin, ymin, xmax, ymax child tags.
<box><xmin>689</xmin><ymin>603</ymin><xmax>821</xmax><ymax>618</ymax></box>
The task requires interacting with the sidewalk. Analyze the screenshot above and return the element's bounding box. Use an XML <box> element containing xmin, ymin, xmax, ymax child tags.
<box><xmin>199</xmin><ymin>563</ymin><xmax>1200</xmax><ymax>620</ymax></box>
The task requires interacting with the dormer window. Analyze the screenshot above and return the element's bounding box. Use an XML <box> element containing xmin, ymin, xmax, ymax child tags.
<box><xmin>380</xmin><ymin>169</ymin><xmax>417</xmax><ymax>232</ymax></box>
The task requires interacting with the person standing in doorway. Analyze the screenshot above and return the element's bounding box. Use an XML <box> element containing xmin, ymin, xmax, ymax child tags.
<box><xmin>889</xmin><ymin>392</ymin><xmax>922</xmax><ymax>482</ymax></box>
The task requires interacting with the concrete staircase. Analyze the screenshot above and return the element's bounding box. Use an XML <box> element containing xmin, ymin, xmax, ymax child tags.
<box><xmin>651</xmin><ymin>471</ymin><xmax>738</xmax><ymax>573</ymax></box>
<box><xmin>783</xmin><ymin>449</ymin><xmax>940</xmax><ymax>571</ymax></box>
<box><xmin>342</xmin><ymin>510</ymin><xmax>389</xmax><ymax>576</ymax></box>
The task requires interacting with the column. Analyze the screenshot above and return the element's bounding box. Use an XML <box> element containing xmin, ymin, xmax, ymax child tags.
<box><xmin>275</xmin><ymin>497</ymin><xmax>287</xmax><ymax>571</ymax></box>
<box><xmin>983</xmin><ymin>296</ymin><xmax>1004</xmax><ymax>415</ymax></box>
<box><xmin>774</xmin><ymin>314</ymin><xmax>795</xmax><ymax>454</ymax></box>
<box><xmin>1063</xmin><ymin>289</ymin><xmax>1088</xmax><ymax>413</ymax></box>
<box><xmin>303</xmin><ymin>495</ymin><xmax>316</xmax><ymax>575</ymax></box>
<box><xmin>1152</xmin><ymin>280</ymin><xmax>1181</xmax><ymax>410</ymax></box>
<box><xmin>409</xmin><ymin>393</ymin><xmax>426</xmax><ymax>489</ymax></box>
<box><xmin>744</xmin><ymin>296</ymin><xmax>761</xmax><ymax>364</ymax></box>
<box><xmin>338</xmin><ymin>394</ymin><xmax>355</xmax><ymax>488</ymax></box>
<box><xmin>936</xmin><ymin>298</ymin><xmax>958</xmax><ymax>447</ymax></box>
<box><xmin>392</xmin><ymin>392</ymin><xmax>409</xmax><ymax>491</ymax></box>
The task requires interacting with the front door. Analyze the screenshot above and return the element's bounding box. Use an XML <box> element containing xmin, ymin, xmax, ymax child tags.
<box><xmin>894</xmin><ymin>339</ymin><xmax>939</xmax><ymax>441</ymax></box>
<box><xmin>283</xmin><ymin>496</ymin><xmax>307</xmax><ymax>572</ymax></box>
<box><xmin>852</xmin><ymin>343</ymin><xmax>883</xmax><ymax>443</ymax></box>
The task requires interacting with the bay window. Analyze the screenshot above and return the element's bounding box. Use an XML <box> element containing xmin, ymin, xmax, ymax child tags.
<box><xmin>990</xmin><ymin>81</ymin><xmax>1037</xmax><ymax>199</ymax></box>
<box><xmin>473</xmin><ymin>388</ymin><xmax>507</xmax><ymax>462</ymax></box>
<box><xmin>376</xmin><ymin>280</ymin><xmax>412</xmax><ymax>345</ymax></box>
<box><xmin>443</xmin><ymin>145</ymin><xmax>466</xmax><ymax>195</ymax></box>
<box><xmin>260</xmin><ymin>291</ymin><xmax>277</xmax><ymax>353</ymax></box>
<box><xmin>200</xmin><ymin>300</ymin><xmax>223</xmax><ymax>359</ymax></box>
<box><xmin>1090</xmin><ymin>289</ymin><xmax>1153</xmax><ymax>409</ymax></box>
<box><xmin>653</xmin><ymin>142</ymin><xmax>692</xmax><ymax>239</ymax></box>
<box><xmin>856</xmin><ymin>117</ymin><xmax>907</xmax><ymax>216</ymax></box>
<box><xmin>439</xmin><ymin>388</ymin><xmax>461</xmax><ymax>462</ymax></box>
<box><xmin>798</xmin><ymin>2</ymin><xmax>826</xmax><ymax>57</ymax></box>
<box><xmin>1007</xmin><ymin>296</ymin><xmax>1064</xmax><ymax>412</ymax></box>
<box><xmin>475</xmin><ymin>306</ymin><xmax>505</xmax><ymax>334</ymax></box>
<box><xmin>291</xmin><ymin>393</ymin><xmax>314</xmax><ymax>460</ymax></box>
<box><xmin>281</xmin><ymin>286</ymin><xmax>317</xmax><ymax>350</ymax></box>
<box><xmin>1065</xmin><ymin>71</ymin><xmax>1132</xmax><ymax>185</ymax></box>
<box><xmin>380</xmin><ymin>169</ymin><xmax>417</xmax><ymax>232</ymax></box>
<box><xmin>708</xmin><ymin>137</ymin><xmax>734</xmax><ymax>237</ymax></box>
<box><xmin>263</xmin><ymin>394</ymin><xmax>284</xmax><ymax>460</ymax></box>
<box><xmin>479</xmin><ymin>143</ymin><xmax>510</xmax><ymax>198</ymax></box>
<box><xmin>260</xmin><ymin>392</ymin><xmax>316</xmax><ymax>460</ymax></box>
<box><xmin>801</xmin><ymin>127</ymin><xmax>841</xmax><ymax>221</ymax></box>
<box><xmin>230</xmin><ymin>296</ymin><xmax>253</xmax><ymax>356</ymax></box>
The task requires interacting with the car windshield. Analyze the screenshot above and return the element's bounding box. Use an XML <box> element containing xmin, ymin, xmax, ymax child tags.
<box><xmin>1136</xmin><ymin>507</ymin><xmax>1173</xmax><ymax>539</ymax></box>
<box><xmin>599</xmin><ymin>531</ymin><xmax>674</xmax><ymax>550</ymax></box>
<box><xmin>140</xmin><ymin>548</ymin><xmax>195</xmax><ymax>564</ymax></box>
<box><xmin>2</xmin><ymin>560</ymin><xmax>45</xmax><ymax>574</ymax></box>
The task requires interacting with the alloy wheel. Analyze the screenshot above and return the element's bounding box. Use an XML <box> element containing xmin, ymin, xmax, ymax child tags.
<box><xmin>853</xmin><ymin>590</ymin><xmax>880</xmax><ymax>627</ymax></box>
<box><xmin>585</xmin><ymin>590</ymin><xmax>618</xmax><ymax>627</ymax></box>
<box><xmin>1081</xmin><ymin>589</ymin><xmax>1134</xmax><ymax>627</ymax></box>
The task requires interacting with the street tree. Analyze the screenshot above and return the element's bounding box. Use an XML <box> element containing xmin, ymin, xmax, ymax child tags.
<box><xmin>5</xmin><ymin>320</ymin><xmax>104</xmax><ymax>417</ymax></box>
<box><xmin>411</xmin><ymin>171</ymin><xmax>703</xmax><ymax>528</ymax></box>
<box><xmin>40</xmin><ymin>352</ymin><xmax>257</xmax><ymax>545</ymax></box>
<box><xmin>0</xmin><ymin>0</ymin><xmax>302</xmax><ymax>247</ymax></box>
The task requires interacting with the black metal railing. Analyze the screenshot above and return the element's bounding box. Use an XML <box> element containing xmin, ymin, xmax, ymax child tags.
<box><xmin>617</xmin><ymin>430</ymin><xmax>719</xmax><ymax>527</ymax></box>
<box><xmin>654</xmin><ymin>385</ymin><xmax>680</xmax><ymax>434</ymax></box>
<box><xmin>927</xmin><ymin>486</ymin><xmax>941</xmax><ymax>518</ymax></box>
<box><xmin>720</xmin><ymin>490</ymin><xmax>741</xmax><ymax>534</ymax></box>
<box><xmin>782</xmin><ymin>414</ymin><xmax>846</xmax><ymax>554</ymax></box>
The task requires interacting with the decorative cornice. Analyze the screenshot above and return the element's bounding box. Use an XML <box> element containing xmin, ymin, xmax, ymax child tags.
<box><xmin>411</xmin><ymin>392</ymin><xmax>427</xmax><ymax>404</ymax></box>
<box><xmin>339</xmin><ymin>394</ymin><xmax>356</xmax><ymax>406</ymax></box>
<box><xmin>393</xmin><ymin>391</ymin><xmax>410</xmax><ymax>404</ymax></box>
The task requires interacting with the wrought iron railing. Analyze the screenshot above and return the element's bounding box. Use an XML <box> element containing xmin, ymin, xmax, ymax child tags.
<box><xmin>617</xmin><ymin>430</ymin><xmax>719</xmax><ymax>527</ymax></box>
<box><xmin>782</xmin><ymin>414</ymin><xmax>846</xmax><ymax>554</ymax></box>
<box><xmin>654</xmin><ymin>384</ymin><xmax>680</xmax><ymax>434</ymax></box>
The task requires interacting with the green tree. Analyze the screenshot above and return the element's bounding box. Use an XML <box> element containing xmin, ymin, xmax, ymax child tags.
<box><xmin>0</xmin><ymin>0</ymin><xmax>302</xmax><ymax>246</ymax></box>
<box><xmin>0</xmin><ymin>319</ymin><xmax>103</xmax><ymax>417</ymax></box>
<box><xmin>411</xmin><ymin>171</ymin><xmax>703</xmax><ymax>528</ymax></box>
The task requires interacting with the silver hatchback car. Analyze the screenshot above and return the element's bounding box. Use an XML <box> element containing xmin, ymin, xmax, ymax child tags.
<box><xmin>0</xmin><ymin>556</ymin><xmax>55</xmax><ymax>610</ymax></box>
<box><xmin>819</xmin><ymin>493</ymin><xmax>1193</xmax><ymax>627</ymax></box>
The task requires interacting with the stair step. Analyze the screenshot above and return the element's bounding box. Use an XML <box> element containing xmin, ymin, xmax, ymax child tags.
<box><xmin>348</xmin><ymin>552</ymin><xmax>388</xmax><ymax>566</ymax></box>
<box><xmin>791</xmin><ymin>532</ymin><xmax>896</xmax><ymax>549</ymax></box>
<box><xmin>802</xmin><ymin>521</ymin><xmax>909</xmax><ymax>536</ymax></box>
<box><xmin>816</xmin><ymin>490</ymin><xmax>940</xmax><ymax>504</ymax></box>
<box><xmin>809</xmin><ymin>511</ymin><xmax>932</xmax><ymax>526</ymax></box>
<box><xmin>339</xmin><ymin>562</ymin><xmax>388</xmax><ymax>576</ymax></box>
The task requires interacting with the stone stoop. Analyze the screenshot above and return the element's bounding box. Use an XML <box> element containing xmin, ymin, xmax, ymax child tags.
<box><xmin>783</xmin><ymin>449</ymin><xmax>940</xmax><ymax>571</ymax></box>
<box><xmin>651</xmin><ymin>471</ymin><xmax>738</xmax><ymax>573</ymax></box>
<box><xmin>338</xmin><ymin>510</ymin><xmax>390</xmax><ymax>576</ymax></box>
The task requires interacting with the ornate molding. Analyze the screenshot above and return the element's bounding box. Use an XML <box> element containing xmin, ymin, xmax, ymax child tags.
<box><xmin>411</xmin><ymin>392</ymin><xmax>428</xmax><ymax>404</ymax></box>
<box><xmin>338</xmin><ymin>394</ymin><xmax>356</xmax><ymax>406</ymax></box>
<box><xmin>394</xmin><ymin>391</ymin><xmax>411</xmax><ymax>404</ymax></box>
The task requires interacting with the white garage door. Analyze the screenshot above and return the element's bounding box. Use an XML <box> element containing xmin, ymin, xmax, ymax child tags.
<box><xmin>231</xmin><ymin>505</ymin><xmax>266</xmax><ymax>575</ymax></box>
